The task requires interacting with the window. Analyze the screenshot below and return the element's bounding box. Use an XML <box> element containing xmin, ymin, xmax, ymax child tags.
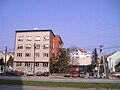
<box><xmin>35</xmin><ymin>62</ymin><xmax>39</xmax><ymax>67</ymax></box>
<box><xmin>39</xmin><ymin>63</ymin><xmax>43</xmax><ymax>67</ymax></box>
<box><xmin>84</xmin><ymin>53</ymin><xmax>87</xmax><ymax>55</ymax></box>
<box><xmin>26</xmin><ymin>36</ymin><xmax>32</xmax><ymax>41</ymax></box>
<box><xmin>25</xmin><ymin>62</ymin><xmax>30</xmax><ymax>66</ymax></box>
<box><xmin>76</xmin><ymin>53</ymin><xmax>78</xmax><ymax>55</ymax></box>
<box><xmin>35</xmin><ymin>44</ymin><xmax>40</xmax><ymax>49</ymax></box>
<box><xmin>44</xmin><ymin>36</ymin><xmax>49</xmax><ymax>40</ymax></box>
<box><xmin>17</xmin><ymin>44</ymin><xmax>23</xmax><ymax>49</ymax></box>
<box><xmin>35</xmin><ymin>53</ymin><xmax>40</xmax><ymax>57</ymax></box>
<box><xmin>25</xmin><ymin>53</ymin><xmax>31</xmax><ymax>57</ymax></box>
<box><xmin>43</xmin><ymin>53</ymin><xmax>49</xmax><ymax>57</ymax></box>
<box><xmin>76</xmin><ymin>57</ymin><xmax>79</xmax><ymax>58</ymax></box>
<box><xmin>18</xmin><ymin>36</ymin><xmax>23</xmax><ymax>41</ymax></box>
<box><xmin>16</xmin><ymin>62</ymin><xmax>22</xmax><ymax>66</ymax></box>
<box><xmin>43</xmin><ymin>44</ymin><xmax>49</xmax><ymax>49</ymax></box>
<box><xmin>35</xmin><ymin>36</ymin><xmax>40</xmax><ymax>41</ymax></box>
<box><xmin>76</xmin><ymin>50</ymin><xmax>78</xmax><ymax>51</ymax></box>
<box><xmin>43</xmin><ymin>63</ymin><xmax>48</xmax><ymax>67</ymax></box>
<box><xmin>26</xmin><ymin>44</ymin><xmax>31</xmax><ymax>49</ymax></box>
<box><xmin>17</xmin><ymin>53</ymin><xmax>22</xmax><ymax>57</ymax></box>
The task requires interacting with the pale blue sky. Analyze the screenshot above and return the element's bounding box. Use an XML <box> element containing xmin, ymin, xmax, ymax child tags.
<box><xmin>0</xmin><ymin>0</ymin><xmax>120</xmax><ymax>54</ymax></box>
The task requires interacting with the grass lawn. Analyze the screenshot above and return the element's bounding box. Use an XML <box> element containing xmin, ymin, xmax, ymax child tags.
<box><xmin>0</xmin><ymin>79</ymin><xmax>120</xmax><ymax>89</ymax></box>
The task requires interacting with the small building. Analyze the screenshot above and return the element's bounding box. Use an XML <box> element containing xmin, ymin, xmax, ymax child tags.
<box><xmin>70</xmin><ymin>48</ymin><xmax>92</xmax><ymax>72</ymax></box>
<box><xmin>0</xmin><ymin>65</ymin><xmax>4</xmax><ymax>74</ymax></box>
<box><xmin>0</xmin><ymin>51</ymin><xmax>14</xmax><ymax>64</ymax></box>
<box><xmin>107</xmin><ymin>51</ymin><xmax>120</xmax><ymax>72</ymax></box>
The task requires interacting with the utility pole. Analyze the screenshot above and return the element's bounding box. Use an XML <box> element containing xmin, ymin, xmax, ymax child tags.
<box><xmin>33</xmin><ymin>43</ymin><xmax>35</xmax><ymax>75</ymax></box>
<box><xmin>97</xmin><ymin>48</ymin><xmax>100</xmax><ymax>78</ymax></box>
<box><xmin>4</xmin><ymin>46</ymin><xmax>7</xmax><ymax>74</ymax></box>
<box><xmin>99</xmin><ymin>45</ymin><xmax>106</xmax><ymax>78</ymax></box>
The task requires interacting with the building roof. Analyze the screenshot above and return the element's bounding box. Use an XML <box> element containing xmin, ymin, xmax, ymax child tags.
<box><xmin>79</xmin><ymin>48</ymin><xmax>87</xmax><ymax>53</ymax></box>
<box><xmin>55</xmin><ymin>35</ymin><xmax>63</xmax><ymax>44</ymax></box>
<box><xmin>16</xmin><ymin>29</ymin><xmax>55</xmax><ymax>37</ymax></box>
<box><xmin>0</xmin><ymin>51</ymin><xmax>14</xmax><ymax>55</ymax></box>
<box><xmin>104</xmin><ymin>54</ymin><xmax>111</xmax><ymax>58</ymax></box>
<box><xmin>0</xmin><ymin>51</ymin><xmax>4</xmax><ymax>55</ymax></box>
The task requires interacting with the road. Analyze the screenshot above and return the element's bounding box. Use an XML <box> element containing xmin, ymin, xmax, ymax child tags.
<box><xmin>0</xmin><ymin>85</ymin><xmax>119</xmax><ymax>90</ymax></box>
<box><xmin>0</xmin><ymin>75</ymin><xmax>120</xmax><ymax>83</ymax></box>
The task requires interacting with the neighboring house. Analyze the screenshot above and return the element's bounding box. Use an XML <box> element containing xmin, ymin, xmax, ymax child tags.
<box><xmin>0</xmin><ymin>51</ymin><xmax>14</xmax><ymax>74</ymax></box>
<box><xmin>70</xmin><ymin>48</ymin><xmax>92</xmax><ymax>72</ymax></box>
<box><xmin>0</xmin><ymin>51</ymin><xmax>4</xmax><ymax>59</ymax></box>
<box><xmin>0</xmin><ymin>51</ymin><xmax>14</xmax><ymax>64</ymax></box>
<box><xmin>107</xmin><ymin>51</ymin><xmax>120</xmax><ymax>72</ymax></box>
<box><xmin>14</xmin><ymin>29</ymin><xmax>63</xmax><ymax>74</ymax></box>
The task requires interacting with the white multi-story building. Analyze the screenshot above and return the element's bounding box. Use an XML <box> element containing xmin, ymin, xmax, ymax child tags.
<box><xmin>70</xmin><ymin>48</ymin><xmax>92</xmax><ymax>72</ymax></box>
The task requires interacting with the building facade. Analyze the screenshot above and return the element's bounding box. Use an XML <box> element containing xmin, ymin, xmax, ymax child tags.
<box><xmin>107</xmin><ymin>51</ymin><xmax>120</xmax><ymax>72</ymax></box>
<box><xmin>70</xmin><ymin>48</ymin><xmax>92</xmax><ymax>72</ymax></box>
<box><xmin>14</xmin><ymin>30</ymin><xmax>63</xmax><ymax>74</ymax></box>
<box><xmin>0</xmin><ymin>51</ymin><xmax>14</xmax><ymax>64</ymax></box>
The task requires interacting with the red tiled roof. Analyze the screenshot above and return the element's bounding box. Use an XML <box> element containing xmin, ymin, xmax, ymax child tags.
<box><xmin>103</xmin><ymin>54</ymin><xmax>111</xmax><ymax>58</ymax></box>
<box><xmin>79</xmin><ymin>48</ymin><xmax>87</xmax><ymax>53</ymax></box>
<box><xmin>0</xmin><ymin>51</ymin><xmax>4</xmax><ymax>55</ymax></box>
<box><xmin>0</xmin><ymin>51</ymin><xmax>14</xmax><ymax>55</ymax></box>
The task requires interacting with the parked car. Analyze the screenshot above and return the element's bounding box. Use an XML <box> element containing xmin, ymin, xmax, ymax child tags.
<box><xmin>27</xmin><ymin>71</ymin><xmax>34</xmax><ymax>76</ymax></box>
<box><xmin>111</xmin><ymin>72</ymin><xmax>120</xmax><ymax>78</ymax></box>
<box><xmin>88</xmin><ymin>73</ymin><xmax>105</xmax><ymax>78</ymax></box>
<box><xmin>44</xmin><ymin>72</ymin><xmax>49</xmax><ymax>76</ymax></box>
<box><xmin>64</xmin><ymin>72</ymin><xmax>71</xmax><ymax>77</ymax></box>
<box><xmin>13</xmin><ymin>70</ymin><xmax>24</xmax><ymax>76</ymax></box>
<box><xmin>99</xmin><ymin>73</ymin><xmax>105</xmax><ymax>78</ymax></box>
<box><xmin>71</xmin><ymin>72</ymin><xmax>78</xmax><ymax>77</ymax></box>
<box><xmin>78</xmin><ymin>72</ymin><xmax>86</xmax><ymax>78</ymax></box>
<box><xmin>36</xmin><ymin>71</ymin><xmax>44</xmax><ymax>76</ymax></box>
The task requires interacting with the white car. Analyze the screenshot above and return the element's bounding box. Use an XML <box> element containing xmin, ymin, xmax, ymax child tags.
<box><xmin>27</xmin><ymin>71</ymin><xmax>34</xmax><ymax>76</ymax></box>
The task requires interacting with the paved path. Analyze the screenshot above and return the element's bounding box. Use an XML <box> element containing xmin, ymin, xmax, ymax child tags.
<box><xmin>0</xmin><ymin>85</ymin><xmax>119</xmax><ymax>90</ymax></box>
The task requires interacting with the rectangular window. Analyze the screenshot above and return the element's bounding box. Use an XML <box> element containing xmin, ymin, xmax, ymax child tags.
<box><xmin>43</xmin><ymin>44</ymin><xmax>49</xmax><ymax>49</ymax></box>
<box><xmin>26</xmin><ymin>44</ymin><xmax>31</xmax><ymax>49</ymax></box>
<box><xmin>35</xmin><ymin>53</ymin><xmax>40</xmax><ymax>57</ymax></box>
<box><xmin>26</xmin><ymin>36</ymin><xmax>32</xmax><ymax>41</ymax></box>
<box><xmin>43</xmin><ymin>62</ymin><xmax>48</xmax><ymax>67</ymax></box>
<box><xmin>35</xmin><ymin>44</ymin><xmax>40</xmax><ymax>49</ymax></box>
<box><xmin>43</xmin><ymin>53</ymin><xmax>49</xmax><ymax>57</ymax></box>
<box><xmin>35</xmin><ymin>36</ymin><xmax>40</xmax><ymax>41</ymax></box>
<box><xmin>25</xmin><ymin>62</ymin><xmax>30</xmax><ymax>66</ymax></box>
<box><xmin>17</xmin><ymin>44</ymin><xmax>23</xmax><ymax>49</ymax></box>
<box><xmin>44</xmin><ymin>36</ymin><xmax>49</xmax><ymax>40</ymax></box>
<box><xmin>18</xmin><ymin>36</ymin><xmax>23</xmax><ymax>41</ymax></box>
<box><xmin>25</xmin><ymin>53</ymin><xmax>31</xmax><ymax>57</ymax></box>
<box><xmin>16</xmin><ymin>62</ymin><xmax>22</xmax><ymax>66</ymax></box>
<box><xmin>35</xmin><ymin>62</ymin><xmax>39</xmax><ymax>67</ymax></box>
<box><xmin>17</xmin><ymin>53</ymin><xmax>22</xmax><ymax>57</ymax></box>
<box><xmin>76</xmin><ymin>53</ymin><xmax>78</xmax><ymax>55</ymax></box>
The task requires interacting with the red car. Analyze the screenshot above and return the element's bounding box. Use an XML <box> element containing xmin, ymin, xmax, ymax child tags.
<box><xmin>111</xmin><ymin>72</ymin><xmax>120</xmax><ymax>78</ymax></box>
<box><xmin>71</xmin><ymin>72</ymin><xmax>78</xmax><ymax>77</ymax></box>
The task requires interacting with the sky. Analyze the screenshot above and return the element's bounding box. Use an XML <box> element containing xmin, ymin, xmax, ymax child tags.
<box><xmin>0</xmin><ymin>0</ymin><xmax>120</xmax><ymax>54</ymax></box>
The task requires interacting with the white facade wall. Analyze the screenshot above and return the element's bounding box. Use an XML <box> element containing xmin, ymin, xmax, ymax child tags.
<box><xmin>70</xmin><ymin>48</ymin><xmax>92</xmax><ymax>66</ymax></box>
<box><xmin>107</xmin><ymin>51</ymin><xmax>120</xmax><ymax>72</ymax></box>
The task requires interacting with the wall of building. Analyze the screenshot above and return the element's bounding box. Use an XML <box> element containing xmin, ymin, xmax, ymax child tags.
<box><xmin>107</xmin><ymin>51</ymin><xmax>120</xmax><ymax>72</ymax></box>
<box><xmin>14</xmin><ymin>30</ymin><xmax>63</xmax><ymax>74</ymax></box>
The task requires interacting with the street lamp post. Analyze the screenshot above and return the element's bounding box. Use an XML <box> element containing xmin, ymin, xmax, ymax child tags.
<box><xmin>106</xmin><ymin>59</ymin><xmax>109</xmax><ymax>79</ymax></box>
<box><xmin>33</xmin><ymin>43</ymin><xmax>36</xmax><ymax>75</ymax></box>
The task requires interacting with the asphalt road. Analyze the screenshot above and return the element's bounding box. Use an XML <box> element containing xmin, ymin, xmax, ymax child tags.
<box><xmin>0</xmin><ymin>85</ymin><xmax>119</xmax><ymax>90</ymax></box>
<box><xmin>0</xmin><ymin>75</ymin><xmax>120</xmax><ymax>83</ymax></box>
